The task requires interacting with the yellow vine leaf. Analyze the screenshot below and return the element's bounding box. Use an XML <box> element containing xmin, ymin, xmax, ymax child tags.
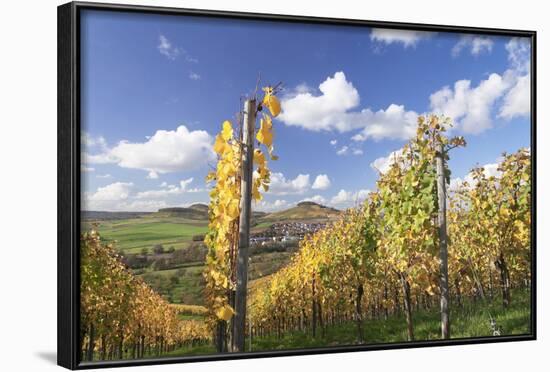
<box><xmin>213</xmin><ymin>134</ymin><xmax>227</xmax><ymax>155</ymax></box>
<box><xmin>215</xmin><ymin>305</ymin><xmax>235</xmax><ymax>321</ymax></box>
<box><xmin>221</xmin><ymin>120</ymin><xmax>233</xmax><ymax>141</ymax></box>
<box><xmin>256</xmin><ymin>115</ymin><xmax>273</xmax><ymax>148</ymax></box>
<box><xmin>499</xmin><ymin>207</ymin><xmax>510</xmax><ymax>218</ymax></box>
<box><xmin>253</xmin><ymin>149</ymin><xmax>266</xmax><ymax>166</ymax></box>
<box><xmin>205</xmin><ymin>171</ymin><xmax>216</xmax><ymax>182</ymax></box>
<box><xmin>263</xmin><ymin>94</ymin><xmax>281</xmax><ymax>117</ymax></box>
<box><xmin>252</xmin><ymin>185</ymin><xmax>262</xmax><ymax>201</ymax></box>
<box><xmin>226</xmin><ymin>200</ymin><xmax>240</xmax><ymax>220</ymax></box>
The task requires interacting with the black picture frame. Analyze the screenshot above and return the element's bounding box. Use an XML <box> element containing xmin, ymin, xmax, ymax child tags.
<box><xmin>57</xmin><ymin>1</ymin><xmax>537</xmax><ymax>369</ymax></box>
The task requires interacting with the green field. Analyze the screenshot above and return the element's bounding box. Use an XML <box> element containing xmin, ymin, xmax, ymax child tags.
<box><xmin>251</xmin><ymin>221</ymin><xmax>274</xmax><ymax>230</ymax></box>
<box><xmin>84</xmin><ymin>209</ymin><xmax>304</xmax><ymax>305</ymax></box>
<box><xmin>139</xmin><ymin>263</ymin><xmax>206</xmax><ymax>304</ymax></box>
<box><xmin>136</xmin><ymin>251</ymin><xmax>292</xmax><ymax>305</ymax></box>
<box><xmin>84</xmin><ymin>216</ymin><xmax>208</xmax><ymax>253</ymax></box>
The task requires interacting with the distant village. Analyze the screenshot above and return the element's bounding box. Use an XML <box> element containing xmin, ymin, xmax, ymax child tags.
<box><xmin>250</xmin><ymin>222</ymin><xmax>327</xmax><ymax>245</ymax></box>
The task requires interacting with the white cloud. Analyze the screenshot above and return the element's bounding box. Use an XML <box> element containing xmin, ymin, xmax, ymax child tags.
<box><xmin>280</xmin><ymin>72</ymin><xmax>418</xmax><ymax>141</ymax></box>
<box><xmin>336</xmin><ymin>146</ymin><xmax>349</xmax><ymax>156</ymax></box>
<box><xmin>370</xmin><ymin>28</ymin><xmax>434</xmax><ymax>48</ymax></box>
<box><xmin>330</xmin><ymin>189</ymin><xmax>370</xmax><ymax>209</ymax></box>
<box><xmin>177</xmin><ymin>178</ymin><xmax>196</xmax><ymax>190</ymax></box>
<box><xmin>189</xmin><ymin>72</ymin><xmax>201</xmax><ymax>80</ymax></box>
<box><xmin>81</xmin><ymin>133</ymin><xmax>109</xmax><ymax>168</ymax></box>
<box><xmin>498</xmin><ymin>38</ymin><xmax>531</xmax><ymax>120</ymax></box>
<box><xmin>312</xmin><ymin>174</ymin><xmax>331</xmax><ymax>190</ymax></box>
<box><xmin>147</xmin><ymin>171</ymin><xmax>159</xmax><ymax>179</ymax></box>
<box><xmin>505</xmin><ymin>37</ymin><xmax>531</xmax><ymax>73</ymax></box>
<box><xmin>370</xmin><ymin>149</ymin><xmax>405</xmax><ymax>174</ymax></box>
<box><xmin>84</xmin><ymin>182</ymin><xmax>134</xmax><ymax>210</ymax></box>
<box><xmin>157</xmin><ymin>35</ymin><xmax>198</xmax><ymax>63</ymax></box>
<box><xmin>499</xmin><ymin>73</ymin><xmax>530</xmax><ymax>119</ymax></box>
<box><xmin>257</xmin><ymin>172</ymin><xmax>330</xmax><ymax>195</ymax></box>
<box><xmin>279</xmin><ymin>72</ymin><xmax>360</xmax><ymax>132</ymax></box>
<box><xmin>452</xmin><ymin>36</ymin><xmax>494</xmax><ymax>57</ymax></box>
<box><xmin>300</xmin><ymin>195</ymin><xmax>327</xmax><ymax>205</ymax></box>
<box><xmin>158</xmin><ymin>35</ymin><xmax>181</xmax><ymax>60</ymax></box>
<box><xmin>449</xmin><ymin>162</ymin><xmax>501</xmax><ymax>191</ymax></box>
<box><xmin>86</xmin><ymin>198</ymin><xmax>171</xmax><ymax>212</ymax></box>
<box><xmin>268</xmin><ymin>172</ymin><xmax>310</xmax><ymax>195</ymax></box>
<box><xmin>280</xmin><ymin>37</ymin><xmax>531</xmax><ymax>143</ymax></box>
<box><xmin>119</xmin><ymin>200</ymin><xmax>170</xmax><ymax>212</ymax></box>
<box><xmin>253</xmin><ymin>199</ymin><xmax>290</xmax><ymax>212</ymax></box>
<box><xmin>281</xmin><ymin>83</ymin><xmax>315</xmax><ymax>100</ymax></box>
<box><xmin>81</xmin><ymin>133</ymin><xmax>107</xmax><ymax>149</ymax></box>
<box><xmin>431</xmin><ymin>36</ymin><xmax>531</xmax><ymax>132</ymax></box>
<box><xmin>83</xmin><ymin>179</ymin><xmax>207</xmax><ymax>212</ymax></box>
<box><xmin>84</xmin><ymin>151</ymin><xmax>118</xmax><ymax>164</ymax></box>
<box><xmin>350</xmin><ymin>104</ymin><xmax>418</xmax><ymax>141</ymax></box>
<box><xmin>96</xmin><ymin>174</ymin><xmax>112</xmax><ymax>179</ymax></box>
<box><xmin>335</xmin><ymin>145</ymin><xmax>364</xmax><ymax>156</ymax></box>
<box><xmin>474</xmin><ymin>162</ymin><xmax>501</xmax><ymax>179</ymax></box>
<box><xmin>84</xmin><ymin>125</ymin><xmax>215</xmax><ymax>177</ymax></box>
<box><xmin>448</xmin><ymin>177</ymin><xmax>463</xmax><ymax>191</ymax></box>
<box><xmin>135</xmin><ymin>178</ymin><xmax>202</xmax><ymax>199</ymax></box>
<box><xmin>429</xmin><ymin>73</ymin><xmax>509</xmax><ymax>134</ymax></box>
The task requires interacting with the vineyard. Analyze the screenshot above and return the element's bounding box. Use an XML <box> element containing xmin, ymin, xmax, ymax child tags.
<box><xmin>248</xmin><ymin>145</ymin><xmax>531</xmax><ymax>343</ymax></box>
<box><xmin>80</xmin><ymin>231</ymin><xmax>211</xmax><ymax>361</ymax></box>
<box><xmin>80</xmin><ymin>87</ymin><xmax>531</xmax><ymax>361</ymax></box>
<box><xmin>246</xmin><ymin>116</ymin><xmax>531</xmax><ymax>344</ymax></box>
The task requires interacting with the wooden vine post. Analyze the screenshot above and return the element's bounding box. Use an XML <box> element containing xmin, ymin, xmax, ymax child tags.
<box><xmin>207</xmin><ymin>85</ymin><xmax>279</xmax><ymax>353</ymax></box>
<box><xmin>436</xmin><ymin>142</ymin><xmax>450</xmax><ymax>339</ymax></box>
<box><xmin>232</xmin><ymin>98</ymin><xmax>256</xmax><ymax>352</ymax></box>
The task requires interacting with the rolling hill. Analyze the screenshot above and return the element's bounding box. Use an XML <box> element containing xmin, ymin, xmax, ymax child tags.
<box><xmin>83</xmin><ymin>201</ymin><xmax>339</xmax><ymax>224</ymax></box>
<box><xmin>82</xmin><ymin>210</ymin><xmax>154</xmax><ymax>220</ymax></box>
<box><xmin>155</xmin><ymin>203</ymin><xmax>268</xmax><ymax>221</ymax></box>
<box><xmin>156</xmin><ymin>204</ymin><xmax>209</xmax><ymax>220</ymax></box>
<box><xmin>259</xmin><ymin>201</ymin><xmax>341</xmax><ymax>223</ymax></box>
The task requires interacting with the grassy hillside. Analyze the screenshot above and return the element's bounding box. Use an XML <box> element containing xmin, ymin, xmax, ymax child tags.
<box><xmin>259</xmin><ymin>201</ymin><xmax>341</xmax><ymax>223</ymax></box>
<box><xmin>82</xmin><ymin>211</ymin><xmax>153</xmax><ymax>220</ymax></box>
<box><xmin>156</xmin><ymin>204</ymin><xmax>209</xmax><ymax>220</ymax></box>
<box><xmin>135</xmin><ymin>250</ymin><xmax>293</xmax><ymax>305</ymax></box>
<box><xmin>139</xmin><ymin>263</ymin><xmax>206</xmax><ymax>304</ymax></box>
<box><xmin>83</xmin><ymin>216</ymin><xmax>208</xmax><ymax>253</ymax></box>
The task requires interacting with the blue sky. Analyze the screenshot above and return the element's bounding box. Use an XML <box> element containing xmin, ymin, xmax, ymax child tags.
<box><xmin>80</xmin><ymin>10</ymin><xmax>531</xmax><ymax>212</ymax></box>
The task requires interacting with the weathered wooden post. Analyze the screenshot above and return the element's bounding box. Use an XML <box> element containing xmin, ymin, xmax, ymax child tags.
<box><xmin>436</xmin><ymin>143</ymin><xmax>450</xmax><ymax>339</ymax></box>
<box><xmin>215</xmin><ymin>321</ymin><xmax>227</xmax><ymax>352</ymax></box>
<box><xmin>232</xmin><ymin>98</ymin><xmax>256</xmax><ymax>352</ymax></box>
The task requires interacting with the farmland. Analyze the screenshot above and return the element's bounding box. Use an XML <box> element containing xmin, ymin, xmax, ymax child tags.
<box><xmin>82</xmin><ymin>216</ymin><xmax>208</xmax><ymax>254</ymax></box>
<box><xmin>82</xmin><ymin>202</ymin><xmax>338</xmax><ymax>305</ymax></box>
